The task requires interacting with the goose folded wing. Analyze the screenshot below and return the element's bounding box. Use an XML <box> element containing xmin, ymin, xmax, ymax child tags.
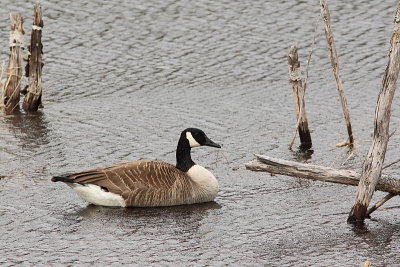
<box><xmin>67</xmin><ymin>160</ymin><xmax>179</xmax><ymax>195</ymax></box>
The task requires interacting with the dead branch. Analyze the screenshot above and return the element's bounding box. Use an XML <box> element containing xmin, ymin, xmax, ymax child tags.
<box><xmin>348</xmin><ymin>1</ymin><xmax>400</xmax><ymax>223</ymax></box>
<box><xmin>245</xmin><ymin>154</ymin><xmax>400</xmax><ymax>195</ymax></box>
<box><xmin>320</xmin><ymin>0</ymin><xmax>354</xmax><ymax>149</ymax></box>
<box><xmin>366</xmin><ymin>193</ymin><xmax>396</xmax><ymax>217</ymax></box>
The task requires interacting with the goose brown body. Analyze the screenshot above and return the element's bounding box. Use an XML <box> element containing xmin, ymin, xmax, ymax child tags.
<box><xmin>63</xmin><ymin>160</ymin><xmax>216</xmax><ymax>207</ymax></box>
<box><xmin>52</xmin><ymin>128</ymin><xmax>221</xmax><ymax>207</ymax></box>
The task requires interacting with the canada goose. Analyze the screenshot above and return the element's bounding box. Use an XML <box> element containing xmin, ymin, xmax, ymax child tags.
<box><xmin>51</xmin><ymin>128</ymin><xmax>221</xmax><ymax>207</ymax></box>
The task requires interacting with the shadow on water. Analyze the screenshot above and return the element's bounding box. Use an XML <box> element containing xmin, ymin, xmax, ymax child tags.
<box><xmin>60</xmin><ymin>202</ymin><xmax>223</xmax><ymax>238</ymax></box>
<box><xmin>74</xmin><ymin>201</ymin><xmax>222</xmax><ymax>219</ymax></box>
<box><xmin>2</xmin><ymin>110</ymin><xmax>50</xmax><ymax>150</ymax></box>
<box><xmin>349</xmin><ymin>218</ymin><xmax>400</xmax><ymax>257</ymax></box>
<box><xmin>0</xmin><ymin>110</ymin><xmax>54</xmax><ymax>178</ymax></box>
<box><xmin>291</xmin><ymin>147</ymin><xmax>314</xmax><ymax>162</ymax></box>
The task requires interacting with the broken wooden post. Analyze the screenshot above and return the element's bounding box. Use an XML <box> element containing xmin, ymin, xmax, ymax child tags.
<box><xmin>347</xmin><ymin>2</ymin><xmax>400</xmax><ymax>224</ymax></box>
<box><xmin>245</xmin><ymin>154</ymin><xmax>400</xmax><ymax>195</ymax></box>
<box><xmin>288</xmin><ymin>45</ymin><xmax>312</xmax><ymax>150</ymax></box>
<box><xmin>23</xmin><ymin>4</ymin><xmax>43</xmax><ymax>112</ymax></box>
<box><xmin>2</xmin><ymin>13</ymin><xmax>24</xmax><ymax>112</ymax></box>
<box><xmin>320</xmin><ymin>0</ymin><xmax>354</xmax><ymax>149</ymax></box>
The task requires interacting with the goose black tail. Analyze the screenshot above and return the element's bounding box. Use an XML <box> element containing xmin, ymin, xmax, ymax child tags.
<box><xmin>51</xmin><ymin>175</ymin><xmax>75</xmax><ymax>183</ymax></box>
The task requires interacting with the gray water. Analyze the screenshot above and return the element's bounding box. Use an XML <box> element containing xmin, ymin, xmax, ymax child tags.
<box><xmin>1</xmin><ymin>0</ymin><xmax>400</xmax><ymax>266</ymax></box>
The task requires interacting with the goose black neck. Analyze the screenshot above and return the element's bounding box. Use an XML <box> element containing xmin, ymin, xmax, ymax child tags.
<box><xmin>176</xmin><ymin>135</ymin><xmax>195</xmax><ymax>172</ymax></box>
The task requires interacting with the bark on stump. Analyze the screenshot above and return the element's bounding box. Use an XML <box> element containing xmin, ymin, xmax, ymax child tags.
<box><xmin>3</xmin><ymin>13</ymin><xmax>24</xmax><ymax>112</ymax></box>
<box><xmin>348</xmin><ymin>2</ymin><xmax>400</xmax><ymax>224</ymax></box>
<box><xmin>23</xmin><ymin>4</ymin><xmax>43</xmax><ymax>112</ymax></box>
<box><xmin>288</xmin><ymin>45</ymin><xmax>312</xmax><ymax>150</ymax></box>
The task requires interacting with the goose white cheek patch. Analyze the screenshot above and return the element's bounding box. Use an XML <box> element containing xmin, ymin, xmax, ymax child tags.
<box><xmin>186</xmin><ymin>132</ymin><xmax>200</xmax><ymax>147</ymax></box>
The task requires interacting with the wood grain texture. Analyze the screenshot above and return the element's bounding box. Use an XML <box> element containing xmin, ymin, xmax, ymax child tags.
<box><xmin>245</xmin><ymin>154</ymin><xmax>400</xmax><ymax>194</ymax></box>
<box><xmin>23</xmin><ymin>4</ymin><xmax>44</xmax><ymax>112</ymax></box>
<box><xmin>348</xmin><ymin>2</ymin><xmax>400</xmax><ymax>223</ymax></box>
<box><xmin>3</xmin><ymin>13</ymin><xmax>24</xmax><ymax>112</ymax></box>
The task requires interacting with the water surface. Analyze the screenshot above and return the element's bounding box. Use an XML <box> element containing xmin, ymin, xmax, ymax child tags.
<box><xmin>1</xmin><ymin>0</ymin><xmax>400</xmax><ymax>266</ymax></box>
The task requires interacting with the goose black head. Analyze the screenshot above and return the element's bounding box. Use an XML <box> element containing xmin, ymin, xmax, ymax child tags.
<box><xmin>176</xmin><ymin>128</ymin><xmax>221</xmax><ymax>172</ymax></box>
<box><xmin>183</xmin><ymin>128</ymin><xmax>221</xmax><ymax>148</ymax></box>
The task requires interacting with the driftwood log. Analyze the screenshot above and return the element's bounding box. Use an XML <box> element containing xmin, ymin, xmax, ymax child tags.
<box><xmin>347</xmin><ymin>2</ymin><xmax>400</xmax><ymax>223</ymax></box>
<box><xmin>320</xmin><ymin>0</ymin><xmax>354</xmax><ymax>148</ymax></box>
<box><xmin>3</xmin><ymin>13</ymin><xmax>24</xmax><ymax>112</ymax></box>
<box><xmin>245</xmin><ymin>154</ymin><xmax>400</xmax><ymax>195</ymax></box>
<box><xmin>288</xmin><ymin>45</ymin><xmax>312</xmax><ymax>150</ymax></box>
<box><xmin>23</xmin><ymin>4</ymin><xmax>44</xmax><ymax>112</ymax></box>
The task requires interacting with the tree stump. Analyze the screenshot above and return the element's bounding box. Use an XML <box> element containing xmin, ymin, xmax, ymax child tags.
<box><xmin>23</xmin><ymin>4</ymin><xmax>44</xmax><ymax>112</ymax></box>
<box><xmin>288</xmin><ymin>45</ymin><xmax>312</xmax><ymax>150</ymax></box>
<box><xmin>3</xmin><ymin>13</ymin><xmax>24</xmax><ymax>112</ymax></box>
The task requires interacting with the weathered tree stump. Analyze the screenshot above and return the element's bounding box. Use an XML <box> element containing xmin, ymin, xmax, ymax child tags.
<box><xmin>288</xmin><ymin>45</ymin><xmax>312</xmax><ymax>150</ymax></box>
<box><xmin>320</xmin><ymin>0</ymin><xmax>354</xmax><ymax>149</ymax></box>
<box><xmin>348</xmin><ymin>2</ymin><xmax>400</xmax><ymax>224</ymax></box>
<box><xmin>23</xmin><ymin>4</ymin><xmax>43</xmax><ymax>112</ymax></box>
<box><xmin>3</xmin><ymin>13</ymin><xmax>24</xmax><ymax>112</ymax></box>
